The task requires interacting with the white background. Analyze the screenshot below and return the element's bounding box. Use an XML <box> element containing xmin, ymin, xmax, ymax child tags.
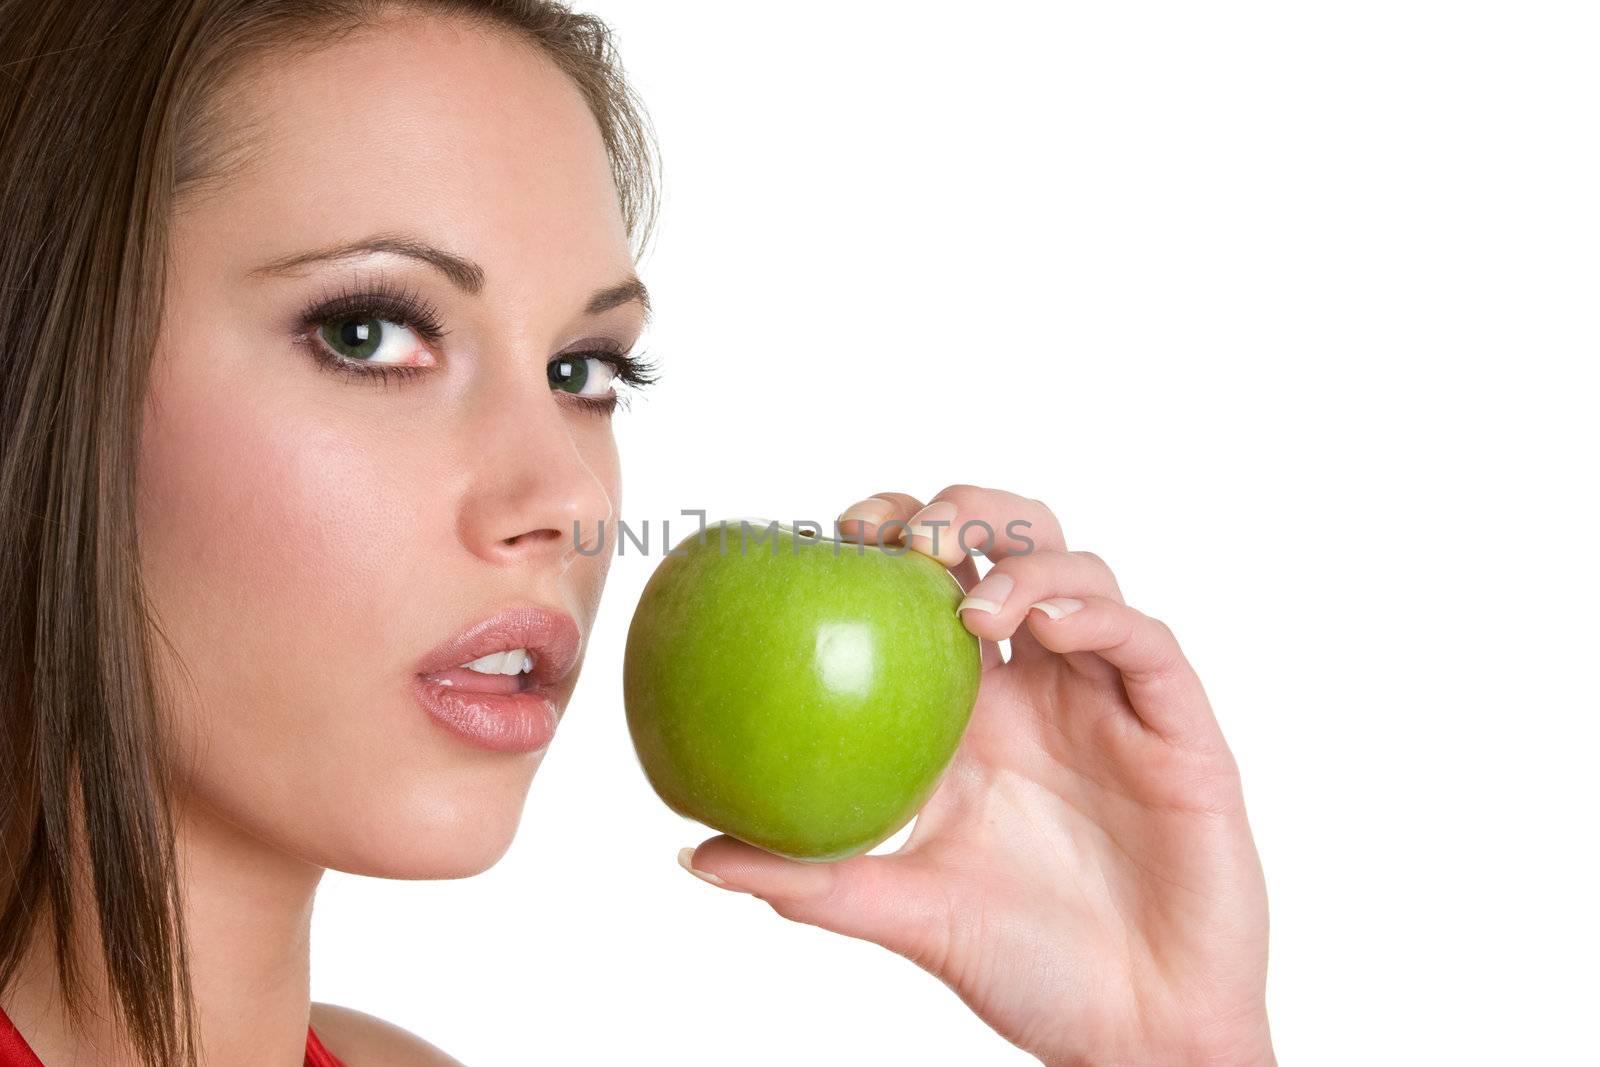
<box><xmin>312</xmin><ymin>3</ymin><xmax>1599</xmax><ymax>1064</ymax></box>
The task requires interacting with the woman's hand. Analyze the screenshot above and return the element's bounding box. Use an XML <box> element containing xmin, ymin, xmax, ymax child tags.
<box><xmin>679</xmin><ymin>485</ymin><xmax>1274</xmax><ymax>1067</ymax></box>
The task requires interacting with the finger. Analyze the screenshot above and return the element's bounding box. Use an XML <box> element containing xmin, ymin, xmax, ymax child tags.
<box><xmin>954</xmin><ymin>549</ymin><xmax>1126</xmax><ymax>674</ymax></box>
<box><xmin>834</xmin><ymin>491</ymin><xmax>922</xmax><ymax>549</ymax></box>
<box><xmin>902</xmin><ymin>484</ymin><xmax>1068</xmax><ymax>568</ymax></box>
<box><xmin>835</xmin><ymin>491</ymin><xmax>998</xmax><ymax>668</ymax></box>
<box><xmin>1022</xmin><ymin>594</ymin><xmax>1223</xmax><ymax>748</ymax></box>
<box><xmin>677</xmin><ymin>836</ymin><xmax>950</xmax><ymax>971</ymax></box>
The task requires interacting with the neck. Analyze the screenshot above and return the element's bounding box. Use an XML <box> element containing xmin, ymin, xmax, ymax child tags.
<box><xmin>4</xmin><ymin>794</ymin><xmax>324</xmax><ymax>1065</ymax></box>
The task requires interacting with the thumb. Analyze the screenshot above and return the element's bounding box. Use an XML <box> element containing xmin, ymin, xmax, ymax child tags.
<box><xmin>678</xmin><ymin>835</ymin><xmax>949</xmax><ymax>969</ymax></box>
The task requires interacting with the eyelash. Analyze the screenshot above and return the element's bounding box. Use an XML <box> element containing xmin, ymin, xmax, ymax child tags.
<box><xmin>292</xmin><ymin>278</ymin><xmax>660</xmax><ymax>413</ymax></box>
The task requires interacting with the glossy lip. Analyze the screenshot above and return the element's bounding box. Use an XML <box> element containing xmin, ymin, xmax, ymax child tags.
<box><xmin>411</xmin><ymin>604</ymin><xmax>583</xmax><ymax>753</ymax></box>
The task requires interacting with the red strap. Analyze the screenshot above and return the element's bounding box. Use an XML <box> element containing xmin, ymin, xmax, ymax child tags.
<box><xmin>0</xmin><ymin>1004</ymin><xmax>45</xmax><ymax>1067</ymax></box>
<box><xmin>304</xmin><ymin>1023</ymin><xmax>349</xmax><ymax>1067</ymax></box>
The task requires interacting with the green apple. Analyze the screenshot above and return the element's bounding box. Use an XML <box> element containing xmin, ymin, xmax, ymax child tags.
<box><xmin>623</xmin><ymin>518</ymin><xmax>982</xmax><ymax>862</ymax></box>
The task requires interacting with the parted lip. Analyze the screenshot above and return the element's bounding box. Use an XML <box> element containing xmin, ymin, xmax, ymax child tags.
<box><xmin>414</xmin><ymin>604</ymin><xmax>582</xmax><ymax>687</ymax></box>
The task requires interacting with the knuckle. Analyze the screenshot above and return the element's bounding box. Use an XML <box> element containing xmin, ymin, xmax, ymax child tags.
<box><xmin>1133</xmin><ymin>611</ymin><xmax>1184</xmax><ymax>673</ymax></box>
<box><xmin>933</xmin><ymin>483</ymin><xmax>981</xmax><ymax>506</ymax></box>
<box><xmin>1029</xmin><ymin>494</ymin><xmax>1062</xmax><ymax>523</ymax></box>
<box><xmin>1139</xmin><ymin>609</ymin><xmax>1177</xmax><ymax>641</ymax></box>
<box><xmin>1069</xmin><ymin>549</ymin><xmax>1119</xmax><ymax>591</ymax></box>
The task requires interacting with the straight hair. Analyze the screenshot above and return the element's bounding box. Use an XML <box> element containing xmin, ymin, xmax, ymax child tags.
<box><xmin>0</xmin><ymin>2</ymin><xmax>659</xmax><ymax>1063</ymax></box>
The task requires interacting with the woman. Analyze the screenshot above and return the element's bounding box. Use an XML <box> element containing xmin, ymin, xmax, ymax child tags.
<box><xmin>0</xmin><ymin>1</ymin><xmax>1275</xmax><ymax>1064</ymax></box>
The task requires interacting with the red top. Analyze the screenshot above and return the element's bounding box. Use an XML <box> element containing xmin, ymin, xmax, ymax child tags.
<box><xmin>0</xmin><ymin>1000</ymin><xmax>348</xmax><ymax>1067</ymax></box>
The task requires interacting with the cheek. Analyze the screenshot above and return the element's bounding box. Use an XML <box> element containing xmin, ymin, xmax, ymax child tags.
<box><xmin>135</xmin><ymin>349</ymin><xmax>456</xmax><ymax>869</ymax></box>
<box><xmin>138</xmin><ymin>376</ymin><xmax>405</xmax><ymax>670</ymax></box>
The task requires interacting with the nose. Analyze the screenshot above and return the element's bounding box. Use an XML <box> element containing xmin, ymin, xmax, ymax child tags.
<box><xmin>456</xmin><ymin>377</ymin><xmax>614</xmax><ymax>567</ymax></box>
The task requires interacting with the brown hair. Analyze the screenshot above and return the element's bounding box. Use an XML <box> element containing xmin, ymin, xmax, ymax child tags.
<box><xmin>0</xmin><ymin>2</ymin><xmax>659</xmax><ymax>1063</ymax></box>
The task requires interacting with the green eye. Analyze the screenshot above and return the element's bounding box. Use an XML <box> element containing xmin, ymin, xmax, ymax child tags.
<box><xmin>319</xmin><ymin>315</ymin><xmax>403</xmax><ymax>363</ymax></box>
<box><xmin>549</xmin><ymin>354</ymin><xmax>619</xmax><ymax>396</ymax></box>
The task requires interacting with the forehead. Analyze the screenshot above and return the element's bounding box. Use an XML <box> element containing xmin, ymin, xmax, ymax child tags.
<box><xmin>183</xmin><ymin>13</ymin><xmax>631</xmax><ymax>295</ymax></box>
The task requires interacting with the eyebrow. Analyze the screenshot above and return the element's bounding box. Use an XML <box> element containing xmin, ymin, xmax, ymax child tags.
<box><xmin>247</xmin><ymin>232</ymin><xmax>651</xmax><ymax>323</ymax></box>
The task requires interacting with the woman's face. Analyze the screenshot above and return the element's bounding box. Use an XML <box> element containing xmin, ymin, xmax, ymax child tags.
<box><xmin>137</xmin><ymin>15</ymin><xmax>640</xmax><ymax>877</ymax></box>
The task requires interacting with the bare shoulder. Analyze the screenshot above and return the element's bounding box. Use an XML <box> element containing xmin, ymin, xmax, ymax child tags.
<box><xmin>310</xmin><ymin>1002</ymin><xmax>466</xmax><ymax>1067</ymax></box>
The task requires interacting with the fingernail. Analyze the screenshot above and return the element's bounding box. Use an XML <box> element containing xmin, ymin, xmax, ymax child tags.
<box><xmin>957</xmin><ymin>572</ymin><xmax>1014</xmax><ymax>615</ymax></box>
<box><xmin>904</xmin><ymin>500</ymin><xmax>957</xmax><ymax>548</ymax></box>
<box><xmin>837</xmin><ymin>496</ymin><xmax>894</xmax><ymax>527</ymax></box>
<box><xmin>1029</xmin><ymin>598</ymin><xmax>1086</xmax><ymax>620</ymax></box>
<box><xmin>677</xmin><ymin>846</ymin><xmax>725</xmax><ymax>886</ymax></box>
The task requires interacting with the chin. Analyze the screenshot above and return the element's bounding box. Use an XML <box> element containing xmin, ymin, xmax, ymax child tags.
<box><xmin>308</xmin><ymin>763</ymin><xmax>541</xmax><ymax>880</ymax></box>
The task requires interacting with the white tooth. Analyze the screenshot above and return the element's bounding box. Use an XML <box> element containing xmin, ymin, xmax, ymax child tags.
<box><xmin>463</xmin><ymin>650</ymin><xmax>509</xmax><ymax>674</ymax></box>
<box><xmin>458</xmin><ymin>648</ymin><xmax>538</xmax><ymax>675</ymax></box>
